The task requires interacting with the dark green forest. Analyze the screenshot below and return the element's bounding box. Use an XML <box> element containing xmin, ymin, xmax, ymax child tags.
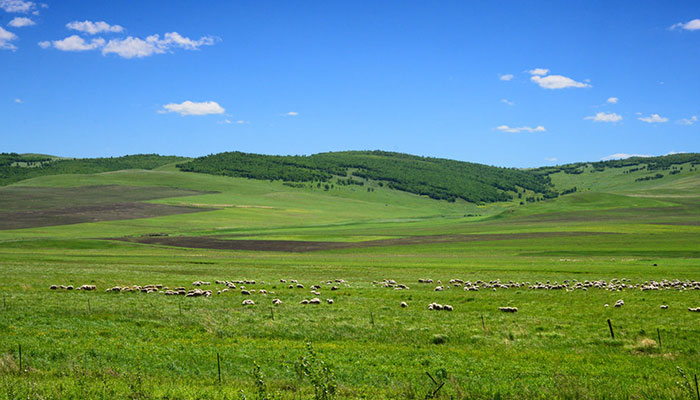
<box><xmin>0</xmin><ymin>153</ymin><xmax>187</xmax><ymax>186</ymax></box>
<box><xmin>177</xmin><ymin>150</ymin><xmax>554</xmax><ymax>203</ymax></box>
<box><xmin>532</xmin><ymin>153</ymin><xmax>700</xmax><ymax>176</ymax></box>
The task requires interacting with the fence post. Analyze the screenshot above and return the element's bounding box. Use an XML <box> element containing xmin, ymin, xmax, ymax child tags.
<box><xmin>607</xmin><ymin>319</ymin><xmax>614</xmax><ymax>339</ymax></box>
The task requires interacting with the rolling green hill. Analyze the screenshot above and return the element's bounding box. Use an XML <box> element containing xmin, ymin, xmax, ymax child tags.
<box><xmin>176</xmin><ymin>150</ymin><xmax>555</xmax><ymax>204</ymax></box>
<box><xmin>0</xmin><ymin>153</ymin><xmax>188</xmax><ymax>186</ymax></box>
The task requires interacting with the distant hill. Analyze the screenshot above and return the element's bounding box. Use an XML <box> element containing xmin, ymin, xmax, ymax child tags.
<box><xmin>0</xmin><ymin>153</ymin><xmax>187</xmax><ymax>186</ymax></box>
<box><xmin>176</xmin><ymin>150</ymin><xmax>555</xmax><ymax>204</ymax></box>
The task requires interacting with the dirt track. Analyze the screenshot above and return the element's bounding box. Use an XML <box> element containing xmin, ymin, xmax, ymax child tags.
<box><xmin>115</xmin><ymin>231</ymin><xmax>616</xmax><ymax>253</ymax></box>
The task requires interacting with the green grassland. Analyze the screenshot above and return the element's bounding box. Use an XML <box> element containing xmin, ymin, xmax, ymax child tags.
<box><xmin>0</xmin><ymin>153</ymin><xmax>699</xmax><ymax>399</ymax></box>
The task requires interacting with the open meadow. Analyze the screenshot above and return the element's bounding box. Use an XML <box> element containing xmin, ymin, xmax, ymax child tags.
<box><xmin>1</xmin><ymin>156</ymin><xmax>699</xmax><ymax>399</ymax></box>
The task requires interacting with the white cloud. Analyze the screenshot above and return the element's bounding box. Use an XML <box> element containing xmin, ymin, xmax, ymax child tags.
<box><xmin>501</xmin><ymin>99</ymin><xmax>514</xmax><ymax>106</ymax></box>
<box><xmin>0</xmin><ymin>26</ymin><xmax>17</xmax><ymax>50</ymax></box>
<box><xmin>545</xmin><ymin>157</ymin><xmax>557</xmax><ymax>162</ymax></box>
<box><xmin>495</xmin><ymin>125</ymin><xmax>545</xmax><ymax>133</ymax></box>
<box><xmin>8</xmin><ymin>16</ymin><xmax>34</xmax><ymax>27</ymax></box>
<box><xmin>101</xmin><ymin>32</ymin><xmax>216</xmax><ymax>58</ymax></box>
<box><xmin>284</xmin><ymin>111</ymin><xmax>299</xmax><ymax>116</ymax></box>
<box><xmin>37</xmin><ymin>40</ymin><xmax>49</xmax><ymax>48</ymax></box>
<box><xmin>0</xmin><ymin>0</ymin><xmax>34</xmax><ymax>13</ymax></box>
<box><xmin>102</xmin><ymin>36</ymin><xmax>162</xmax><ymax>58</ymax></box>
<box><xmin>638</xmin><ymin>113</ymin><xmax>668</xmax><ymax>123</ymax></box>
<box><xmin>499</xmin><ymin>74</ymin><xmax>514</xmax><ymax>81</ymax></box>
<box><xmin>51</xmin><ymin>35</ymin><xmax>105</xmax><ymax>51</ymax></box>
<box><xmin>531</xmin><ymin>74</ymin><xmax>590</xmax><ymax>89</ymax></box>
<box><xmin>528</xmin><ymin>68</ymin><xmax>549</xmax><ymax>76</ymax></box>
<box><xmin>585</xmin><ymin>112</ymin><xmax>622</xmax><ymax>123</ymax></box>
<box><xmin>160</xmin><ymin>101</ymin><xmax>225</xmax><ymax>116</ymax></box>
<box><xmin>670</xmin><ymin>19</ymin><xmax>700</xmax><ymax>31</ymax></box>
<box><xmin>677</xmin><ymin>116</ymin><xmax>698</xmax><ymax>125</ymax></box>
<box><xmin>14</xmin><ymin>98</ymin><xmax>22</xmax><ymax>103</ymax></box>
<box><xmin>606</xmin><ymin>97</ymin><xmax>619</xmax><ymax>104</ymax></box>
<box><xmin>219</xmin><ymin>119</ymin><xmax>248</xmax><ymax>125</ymax></box>
<box><xmin>601</xmin><ymin>153</ymin><xmax>652</xmax><ymax>161</ymax></box>
<box><xmin>67</xmin><ymin>20</ymin><xmax>124</xmax><ymax>35</ymax></box>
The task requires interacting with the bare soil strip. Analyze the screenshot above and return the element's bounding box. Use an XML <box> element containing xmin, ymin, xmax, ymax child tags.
<box><xmin>115</xmin><ymin>231</ymin><xmax>616</xmax><ymax>253</ymax></box>
<box><xmin>0</xmin><ymin>185</ymin><xmax>215</xmax><ymax>230</ymax></box>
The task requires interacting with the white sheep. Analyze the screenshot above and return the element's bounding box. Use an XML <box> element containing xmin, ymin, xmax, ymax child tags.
<box><xmin>242</xmin><ymin>299</ymin><xmax>255</xmax><ymax>306</ymax></box>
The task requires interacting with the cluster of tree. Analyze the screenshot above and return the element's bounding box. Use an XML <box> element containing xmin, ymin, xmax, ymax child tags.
<box><xmin>0</xmin><ymin>153</ymin><xmax>53</xmax><ymax>168</ymax></box>
<box><xmin>0</xmin><ymin>154</ymin><xmax>187</xmax><ymax>186</ymax></box>
<box><xmin>560</xmin><ymin>186</ymin><xmax>578</xmax><ymax>196</ymax></box>
<box><xmin>177</xmin><ymin>150</ymin><xmax>555</xmax><ymax>204</ymax></box>
<box><xmin>635</xmin><ymin>173</ymin><xmax>664</xmax><ymax>182</ymax></box>
<box><xmin>534</xmin><ymin>153</ymin><xmax>700</xmax><ymax>177</ymax></box>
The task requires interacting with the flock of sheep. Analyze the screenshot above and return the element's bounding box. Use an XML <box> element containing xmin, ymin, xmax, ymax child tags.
<box><xmin>48</xmin><ymin>276</ymin><xmax>700</xmax><ymax>312</ymax></box>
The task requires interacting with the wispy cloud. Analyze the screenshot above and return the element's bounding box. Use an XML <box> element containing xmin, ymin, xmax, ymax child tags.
<box><xmin>677</xmin><ymin>116</ymin><xmax>698</xmax><ymax>125</ymax></box>
<box><xmin>0</xmin><ymin>26</ymin><xmax>17</xmax><ymax>50</ymax></box>
<box><xmin>531</xmin><ymin>74</ymin><xmax>590</xmax><ymax>89</ymax></box>
<box><xmin>528</xmin><ymin>68</ymin><xmax>549</xmax><ymax>76</ymax></box>
<box><xmin>495</xmin><ymin>125</ymin><xmax>545</xmax><ymax>133</ymax></box>
<box><xmin>102</xmin><ymin>33</ymin><xmax>216</xmax><ymax>58</ymax></box>
<box><xmin>40</xmin><ymin>30</ymin><xmax>218</xmax><ymax>58</ymax></box>
<box><xmin>48</xmin><ymin>35</ymin><xmax>106</xmax><ymax>51</ymax></box>
<box><xmin>544</xmin><ymin>157</ymin><xmax>557</xmax><ymax>162</ymax></box>
<box><xmin>219</xmin><ymin>119</ymin><xmax>248</xmax><ymax>125</ymax></box>
<box><xmin>499</xmin><ymin>73</ymin><xmax>514</xmax><ymax>81</ymax></box>
<box><xmin>0</xmin><ymin>0</ymin><xmax>35</xmax><ymax>13</ymax></box>
<box><xmin>670</xmin><ymin>19</ymin><xmax>700</xmax><ymax>31</ymax></box>
<box><xmin>14</xmin><ymin>98</ymin><xmax>22</xmax><ymax>103</ymax></box>
<box><xmin>8</xmin><ymin>16</ymin><xmax>34</xmax><ymax>27</ymax></box>
<box><xmin>284</xmin><ymin>111</ymin><xmax>299</xmax><ymax>116</ymax></box>
<box><xmin>585</xmin><ymin>112</ymin><xmax>622</xmax><ymax>123</ymax></box>
<box><xmin>606</xmin><ymin>97</ymin><xmax>619</xmax><ymax>104</ymax></box>
<box><xmin>638</xmin><ymin>113</ymin><xmax>668</xmax><ymax>123</ymax></box>
<box><xmin>160</xmin><ymin>101</ymin><xmax>225</xmax><ymax>116</ymax></box>
<box><xmin>66</xmin><ymin>20</ymin><xmax>124</xmax><ymax>35</ymax></box>
<box><xmin>500</xmin><ymin>99</ymin><xmax>514</xmax><ymax>106</ymax></box>
<box><xmin>601</xmin><ymin>153</ymin><xmax>652</xmax><ymax>161</ymax></box>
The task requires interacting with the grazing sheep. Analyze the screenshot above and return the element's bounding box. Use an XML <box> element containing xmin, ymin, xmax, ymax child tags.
<box><xmin>300</xmin><ymin>299</ymin><xmax>309</xmax><ymax>304</ymax></box>
<box><xmin>331</xmin><ymin>286</ymin><xmax>339</xmax><ymax>291</ymax></box>
<box><xmin>50</xmin><ymin>285</ymin><xmax>57</xmax><ymax>290</ymax></box>
<box><xmin>428</xmin><ymin>302</ymin><xmax>444</xmax><ymax>310</ymax></box>
<box><xmin>498</xmin><ymin>307</ymin><xmax>518</xmax><ymax>313</ymax></box>
<box><xmin>400</xmin><ymin>301</ymin><xmax>408</xmax><ymax>308</ymax></box>
<box><xmin>660</xmin><ymin>304</ymin><xmax>669</xmax><ymax>309</ymax></box>
<box><xmin>614</xmin><ymin>299</ymin><xmax>625</xmax><ymax>308</ymax></box>
<box><xmin>689</xmin><ymin>307</ymin><xmax>700</xmax><ymax>312</ymax></box>
<box><xmin>77</xmin><ymin>285</ymin><xmax>96</xmax><ymax>291</ymax></box>
<box><xmin>242</xmin><ymin>299</ymin><xmax>255</xmax><ymax>306</ymax></box>
<box><xmin>311</xmin><ymin>290</ymin><xmax>320</xmax><ymax>295</ymax></box>
<box><xmin>296</xmin><ymin>284</ymin><xmax>304</xmax><ymax>289</ymax></box>
<box><xmin>443</xmin><ymin>304</ymin><xmax>453</xmax><ymax>311</ymax></box>
<box><xmin>434</xmin><ymin>286</ymin><xmax>444</xmax><ymax>292</ymax></box>
<box><xmin>309</xmin><ymin>298</ymin><xmax>321</xmax><ymax>304</ymax></box>
<box><xmin>259</xmin><ymin>289</ymin><xmax>268</xmax><ymax>295</ymax></box>
<box><xmin>280</xmin><ymin>279</ymin><xmax>287</xmax><ymax>283</ymax></box>
<box><xmin>241</xmin><ymin>290</ymin><xmax>251</xmax><ymax>295</ymax></box>
<box><xmin>326</xmin><ymin>299</ymin><xmax>333</xmax><ymax>304</ymax></box>
<box><xmin>272</xmin><ymin>298</ymin><xmax>283</xmax><ymax>305</ymax></box>
<box><xmin>66</xmin><ymin>285</ymin><xmax>74</xmax><ymax>290</ymax></box>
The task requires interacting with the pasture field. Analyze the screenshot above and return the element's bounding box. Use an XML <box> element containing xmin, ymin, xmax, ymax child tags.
<box><xmin>1</xmin><ymin>163</ymin><xmax>699</xmax><ymax>399</ymax></box>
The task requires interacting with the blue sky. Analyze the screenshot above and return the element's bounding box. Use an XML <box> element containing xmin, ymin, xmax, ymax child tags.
<box><xmin>1</xmin><ymin>1</ymin><xmax>699</xmax><ymax>167</ymax></box>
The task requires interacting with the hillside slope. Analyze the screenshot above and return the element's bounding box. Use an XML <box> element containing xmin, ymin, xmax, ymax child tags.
<box><xmin>177</xmin><ymin>150</ymin><xmax>555</xmax><ymax>204</ymax></box>
<box><xmin>0</xmin><ymin>153</ymin><xmax>188</xmax><ymax>186</ymax></box>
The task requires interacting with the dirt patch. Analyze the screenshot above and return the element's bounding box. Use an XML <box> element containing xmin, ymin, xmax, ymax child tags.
<box><xmin>0</xmin><ymin>185</ymin><xmax>215</xmax><ymax>230</ymax></box>
<box><xmin>115</xmin><ymin>231</ymin><xmax>616</xmax><ymax>253</ymax></box>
